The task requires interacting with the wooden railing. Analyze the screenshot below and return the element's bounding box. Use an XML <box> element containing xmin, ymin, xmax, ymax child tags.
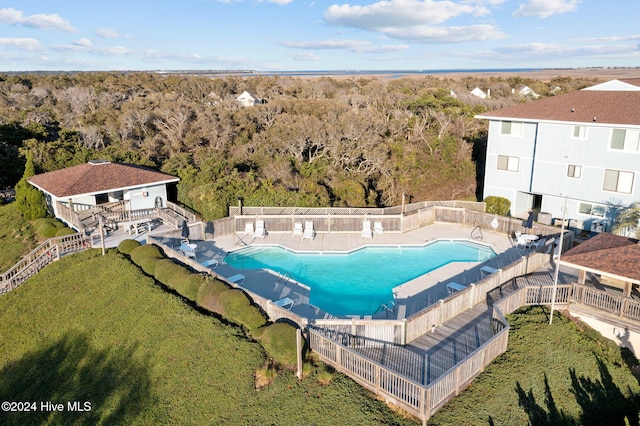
<box><xmin>0</xmin><ymin>233</ymin><xmax>90</xmax><ymax>294</ymax></box>
<box><xmin>308</xmin><ymin>305</ymin><xmax>509</xmax><ymax>422</ymax></box>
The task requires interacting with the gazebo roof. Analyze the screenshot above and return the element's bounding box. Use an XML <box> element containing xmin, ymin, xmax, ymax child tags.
<box><xmin>28</xmin><ymin>161</ymin><xmax>179</xmax><ymax>198</ymax></box>
<box><xmin>560</xmin><ymin>232</ymin><xmax>640</xmax><ymax>284</ymax></box>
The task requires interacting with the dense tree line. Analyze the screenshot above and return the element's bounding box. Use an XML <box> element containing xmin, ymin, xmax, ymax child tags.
<box><xmin>0</xmin><ymin>72</ymin><xmax>600</xmax><ymax>219</ymax></box>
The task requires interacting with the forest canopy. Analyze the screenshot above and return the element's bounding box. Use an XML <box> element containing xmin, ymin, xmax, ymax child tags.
<box><xmin>0</xmin><ymin>72</ymin><xmax>599</xmax><ymax>220</ymax></box>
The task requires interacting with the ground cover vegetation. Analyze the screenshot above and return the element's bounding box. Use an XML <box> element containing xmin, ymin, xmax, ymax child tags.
<box><xmin>428</xmin><ymin>306</ymin><xmax>640</xmax><ymax>425</ymax></box>
<box><xmin>2</xmin><ymin>203</ymin><xmax>640</xmax><ymax>424</ymax></box>
<box><xmin>0</xmin><ymin>72</ymin><xmax>601</xmax><ymax>219</ymax></box>
<box><xmin>0</xmin><ymin>246</ymin><xmax>419</xmax><ymax>425</ymax></box>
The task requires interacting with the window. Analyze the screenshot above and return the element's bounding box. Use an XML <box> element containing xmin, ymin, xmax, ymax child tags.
<box><xmin>500</xmin><ymin>121</ymin><xmax>523</xmax><ymax>136</ymax></box>
<box><xmin>579</xmin><ymin>202</ymin><xmax>605</xmax><ymax>217</ymax></box>
<box><xmin>497</xmin><ymin>155</ymin><xmax>519</xmax><ymax>172</ymax></box>
<box><xmin>572</xmin><ymin>126</ymin><xmax>586</xmax><ymax>139</ymax></box>
<box><xmin>603</xmin><ymin>169</ymin><xmax>634</xmax><ymax>194</ymax></box>
<box><xmin>567</xmin><ymin>164</ymin><xmax>581</xmax><ymax>178</ymax></box>
<box><xmin>611</xmin><ymin>128</ymin><xmax>640</xmax><ymax>152</ymax></box>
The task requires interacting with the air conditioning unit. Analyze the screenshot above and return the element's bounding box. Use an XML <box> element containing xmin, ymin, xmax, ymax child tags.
<box><xmin>590</xmin><ymin>219</ymin><xmax>607</xmax><ymax>233</ymax></box>
<box><xmin>538</xmin><ymin>212</ymin><xmax>552</xmax><ymax>225</ymax></box>
<box><xmin>569</xmin><ymin>219</ymin><xmax>584</xmax><ymax>231</ymax></box>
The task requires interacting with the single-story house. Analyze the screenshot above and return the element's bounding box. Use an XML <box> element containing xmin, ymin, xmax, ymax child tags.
<box><xmin>560</xmin><ymin>232</ymin><xmax>640</xmax><ymax>297</ymax></box>
<box><xmin>236</xmin><ymin>90</ymin><xmax>261</xmax><ymax>107</ymax></box>
<box><xmin>470</xmin><ymin>87</ymin><xmax>488</xmax><ymax>99</ymax></box>
<box><xmin>28</xmin><ymin>160</ymin><xmax>179</xmax><ymax>223</ymax></box>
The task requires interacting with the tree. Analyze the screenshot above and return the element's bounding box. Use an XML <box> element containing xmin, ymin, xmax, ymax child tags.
<box><xmin>612</xmin><ymin>202</ymin><xmax>640</xmax><ymax>238</ymax></box>
<box><xmin>14</xmin><ymin>151</ymin><xmax>47</xmax><ymax>220</ymax></box>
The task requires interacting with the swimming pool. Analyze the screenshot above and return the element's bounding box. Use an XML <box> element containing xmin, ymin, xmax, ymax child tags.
<box><xmin>223</xmin><ymin>240</ymin><xmax>495</xmax><ymax>316</ymax></box>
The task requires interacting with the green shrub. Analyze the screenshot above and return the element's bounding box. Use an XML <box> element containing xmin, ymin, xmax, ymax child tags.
<box><xmin>153</xmin><ymin>258</ymin><xmax>186</xmax><ymax>286</ymax></box>
<box><xmin>218</xmin><ymin>289</ymin><xmax>267</xmax><ymax>331</ymax></box>
<box><xmin>138</xmin><ymin>256</ymin><xmax>161</xmax><ymax>276</ymax></box>
<box><xmin>130</xmin><ymin>244</ymin><xmax>163</xmax><ymax>267</ymax></box>
<box><xmin>169</xmin><ymin>272</ymin><xmax>204</xmax><ymax>301</ymax></box>
<box><xmin>55</xmin><ymin>227</ymin><xmax>76</xmax><ymax>237</ymax></box>
<box><xmin>196</xmin><ymin>277</ymin><xmax>231</xmax><ymax>312</ymax></box>
<box><xmin>33</xmin><ymin>217</ymin><xmax>66</xmax><ymax>238</ymax></box>
<box><xmin>484</xmin><ymin>195</ymin><xmax>511</xmax><ymax>216</ymax></box>
<box><xmin>254</xmin><ymin>322</ymin><xmax>300</xmax><ymax>366</ymax></box>
<box><xmin>117</xmin><ymin>239</ymin><xmax>141</xmax><ymax>255</ymax></box>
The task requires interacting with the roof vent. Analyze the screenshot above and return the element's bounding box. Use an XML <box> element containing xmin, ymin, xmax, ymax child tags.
<box><xmin>571</xmin><ymin>108</ymin><xmax>575</xmax><ymax>112</ymax></box>
<box><xmin>88</xmin><ymin>160</ymin><xmax>111</xmax><ymax>165</ymax></box>
<box><xmin>593</xmin><ymin>117</ymin><xmax>597</xmax><ymax>122</ymax></box>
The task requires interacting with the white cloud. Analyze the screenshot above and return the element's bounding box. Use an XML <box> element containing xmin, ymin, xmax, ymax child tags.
<box><xmin>0</xmin><ymin>37</ymin><xmax>42</xmax><ymax>50</ymax></box>
<box><xmin>384</xmin><ymin>24</ymin><xmax>505</xmax><ymax>42</ymax></box>
<box><xmin>282</xmin><ymin>39</ymin><xmax>409</xmax><ymax>53</ymax></box>
<box><xmin>323</xmin><ymin>0</ymin><xmax>506</xmax><ymax>43</ymax></box>
<box><xmin>513</xmin><ymin>0</ymin><xmax>580</xmax><ymax>18</ymax></box>
<box><xmin>324</xmin><ymin>0</ymin><xmax>478</xmax><ymax>28</ymax></box>
<box><xmin>259</xmin><ymin>0</ymin><xmax>295</xmax><ymax>4</ymax></box>
<box><xmin>96</xmin><ymin>28</ymin><xmax>127</xmax><ymax>39</ymax></box>
<box><xmin>0</xmin><ymin>7</ymin><xmax>77</xmax><ymax>32</ymax></box>
<box><xmin>73</xmin><ymin>38</ymin><xmax>93</xmax><ymax>47</ymax></box>
<box><xmin>289</xmin><ymin>52</ymin><xmax>321</xmax><ymax>61</ymax></box>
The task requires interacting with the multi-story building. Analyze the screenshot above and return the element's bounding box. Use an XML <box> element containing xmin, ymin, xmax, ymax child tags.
<box><xmin>476</xmin><ymin>79</ymin><xmax>640</xmax><ymax>234</ymax></box>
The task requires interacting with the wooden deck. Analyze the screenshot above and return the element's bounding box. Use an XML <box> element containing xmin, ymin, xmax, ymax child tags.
<box><xmin>313</xmin><ymin>302</ymin><xmax>496</xmax><ymax>386</ymax></box>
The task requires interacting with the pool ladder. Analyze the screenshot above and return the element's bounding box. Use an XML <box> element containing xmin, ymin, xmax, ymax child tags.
<box><xmin>375</xmin><ymin>300</ymin><xmax>396</xmax><ymax>317</ymax></box>
<box><xmin>277</xmin><ymin>271</ymin><xmax>290</xmax><ymax>283</ymax></box>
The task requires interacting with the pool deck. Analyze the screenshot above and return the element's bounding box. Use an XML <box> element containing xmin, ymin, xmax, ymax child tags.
<box><xmin>177</xmin><ymin>223</ymin><xmax>568</xmax><ymax>321</ymax></box>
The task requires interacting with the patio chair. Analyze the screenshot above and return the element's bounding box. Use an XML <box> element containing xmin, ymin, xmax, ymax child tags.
<box><xmin>255</xmin><ymin>219</ymin><xmax>266</xmax><ymax>239</ymax></box>
<box><xmin>226</xmin><ymin>273</ymin><xmax>246</xmax><ymax>285</ymax></box>
<box><xmin>179</xmin><ymin>240</ymin><xmax>197</xmax><ymax>258</ymax></box>
<box><xmin>293</xmin><ymin>222</ymin><xmax>303</xmax><ymax>236</ymax></box>
<box><xmin>374</xmin><ymin>221</ymin><xmax>384</xmax><ymax>235</ymax></box>
<box><xmin>202</xmin><ymin>258</ymin><xmax>219</xmax><ymax>269</ymax></box>
<box><xmin>361</xmin><ymin>219</ymin><xmax>372</xmax><ymax>240</ymax></box>
<box><xmin>274</xmin><ymin>297</ymin><xmax>295</xmax><ymax>310</ymax></box>
<box><xmin>243</xmin><ymin>222</ymin><xmax>254</xmax><ymax>236</ymax></box>
<box><xmin>302</xmin><ymin>221</ymin><xmax>315</xmax><ymax>240</ymax></box>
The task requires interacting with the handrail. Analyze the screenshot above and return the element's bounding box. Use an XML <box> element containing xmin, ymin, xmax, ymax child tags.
<box><xmin>0</xmin><ymin>233</ymin><xmax>90</xmax><ymax>294</ymax></box>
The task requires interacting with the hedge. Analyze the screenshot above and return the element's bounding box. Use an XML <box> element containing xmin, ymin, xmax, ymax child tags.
<box><xmin>484</xmin><ymin>195</ymin><xmax>511</xmax><ymax>216</ymax></box>
<box><xmin>33</xmin><ymin>217</ymin><xmax>66</xmax><ymax>238</ymax></box>
<box><xmin>218</xmin><ymin>289</ymin><xmax>268</xmax><ymax>331</ymax></box>
<box><xmin>196</xmin><ymin>278</ymin><xmax>231</xmax><ymax>313</ymax></box>
<box><xmin>117</xmin><ymin>239</ymin><xmax>141</xmax><ymax>255</ymax></box>
<box><xmin>130</xmin><ymin>244</ymin><xmax>163</xmax><ymax>266</ymax></box>
<box><xmin>254</xmin><ymin>322</ymin><xmax>301</xmax><ymax>366</ymax></box>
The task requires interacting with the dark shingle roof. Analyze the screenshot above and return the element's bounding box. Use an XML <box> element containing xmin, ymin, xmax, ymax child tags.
<box><xmin>28</xmin><ymin>161</ymin><xmax>179</xmax><ymax>198</ymax></box>
<box><xmin>476</xmin><ymin>90</ymin><xmax>640</xmax><ymax>126</ymax></box>
<box><xmin>561</xmin><ymin>233</ymin><xmax>640</xmax><ymax>282</ymax></box>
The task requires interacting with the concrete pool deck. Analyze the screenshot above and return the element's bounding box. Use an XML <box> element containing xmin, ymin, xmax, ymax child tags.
<box><xmin>176</xmin><ymin>222</ymin><xmax>566</xmax><ymax>321</ymax></box>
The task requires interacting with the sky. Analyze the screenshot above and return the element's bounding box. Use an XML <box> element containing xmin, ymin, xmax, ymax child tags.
<box><xmin>1</xmin><ymin>0</ymin><xmax>639</xmax><ymax>72</ymax></box>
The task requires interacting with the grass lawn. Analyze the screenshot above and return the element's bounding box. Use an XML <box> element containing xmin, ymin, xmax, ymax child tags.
<box><xmin>0</xmin><ymin>249</ymin><xmax>418</xmax><ymax>425</ymax></box>
<box><xmin>428</xmin><ymin>305</ymin><xmax>640</xmax><ymax>425</ymax></box>
<box><xmin>1</xmin><ymin>203</ymin><xmax>639</xmax><ymax>425</ymax></box>
<box><xmin>0</xmin><ymin>202</ymin><xmax>38</xmax><ymax>271</ymax></box>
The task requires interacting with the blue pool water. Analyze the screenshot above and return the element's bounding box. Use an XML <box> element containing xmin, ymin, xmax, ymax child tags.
<box><xmin>224</xmin><ymin>240</ymin><xmax>495</xmax><ymax>316</ymax></box>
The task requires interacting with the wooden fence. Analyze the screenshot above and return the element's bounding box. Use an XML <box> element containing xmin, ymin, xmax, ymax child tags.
<box><xmin>309</xmin><ymin>306</ymin><xmax>509</xmax><ymax>423</ymax></box>
<box><xmin>0</xmin><ymin>233</ymin><xmax>90</xmax><ymax>294</ymax></box>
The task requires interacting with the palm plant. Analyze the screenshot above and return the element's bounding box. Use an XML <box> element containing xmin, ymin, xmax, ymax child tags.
<box><xmin>612</xmin><ymin>202</ymin><xmax>640</xmax><ymax>238</ymax></box>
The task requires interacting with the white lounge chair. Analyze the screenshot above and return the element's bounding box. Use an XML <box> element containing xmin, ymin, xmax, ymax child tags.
<box><xmin>243</xmin><ymin>222</ymin><xmax>254</xmax><ymax>236</ymax></box>
<box><xmin>302</xmin><ymin>221</ymin><xmax>315</xmax><ymax>240</ymax></box>
<box><xmin>275</xmin><ymin>297</ymin><xmax>295</xmax><ymax>310</ymax></box>
<box><xmin>374</xmin><ymin>221</ymin><xmax>384</xmax><ymax>235</ymax></box>
<box><xmin>179</xmin><ymin>240</ymin><xmax>197</xmax><ymax>258</ymax></box>
<box><xmin>361</xmin><ymin>219</ymin><xmax>372</xmax><ymax>239</ymax></box>
<box><xmin>226</xmin><ymin>274</ymin><xmax>245</xmax><ymax>285</ymax></box>
<box><xmin>447</xmin><ymin>282</ymin><xmax>465</xmax><ymax>294</ymax></box>
<box><xmin>202</xmin><ymin>258</ymin><xmax>219</xmax><ymax>269</ymax></box>
<box><xmin>255</xmin><ymin>219</ymin><xmax>266</xmax><ymax>239</ymax></box>
<box><xmin>293</xmin><ymin>222</ymin><xmax>303</xmax><ymax>236</ymax></box>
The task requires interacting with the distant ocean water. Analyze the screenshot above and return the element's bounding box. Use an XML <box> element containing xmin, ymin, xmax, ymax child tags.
<box><xmin>229</xmin><ymin>68</ymin><xmax>543</xmax><ymax>78</ymax></box>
